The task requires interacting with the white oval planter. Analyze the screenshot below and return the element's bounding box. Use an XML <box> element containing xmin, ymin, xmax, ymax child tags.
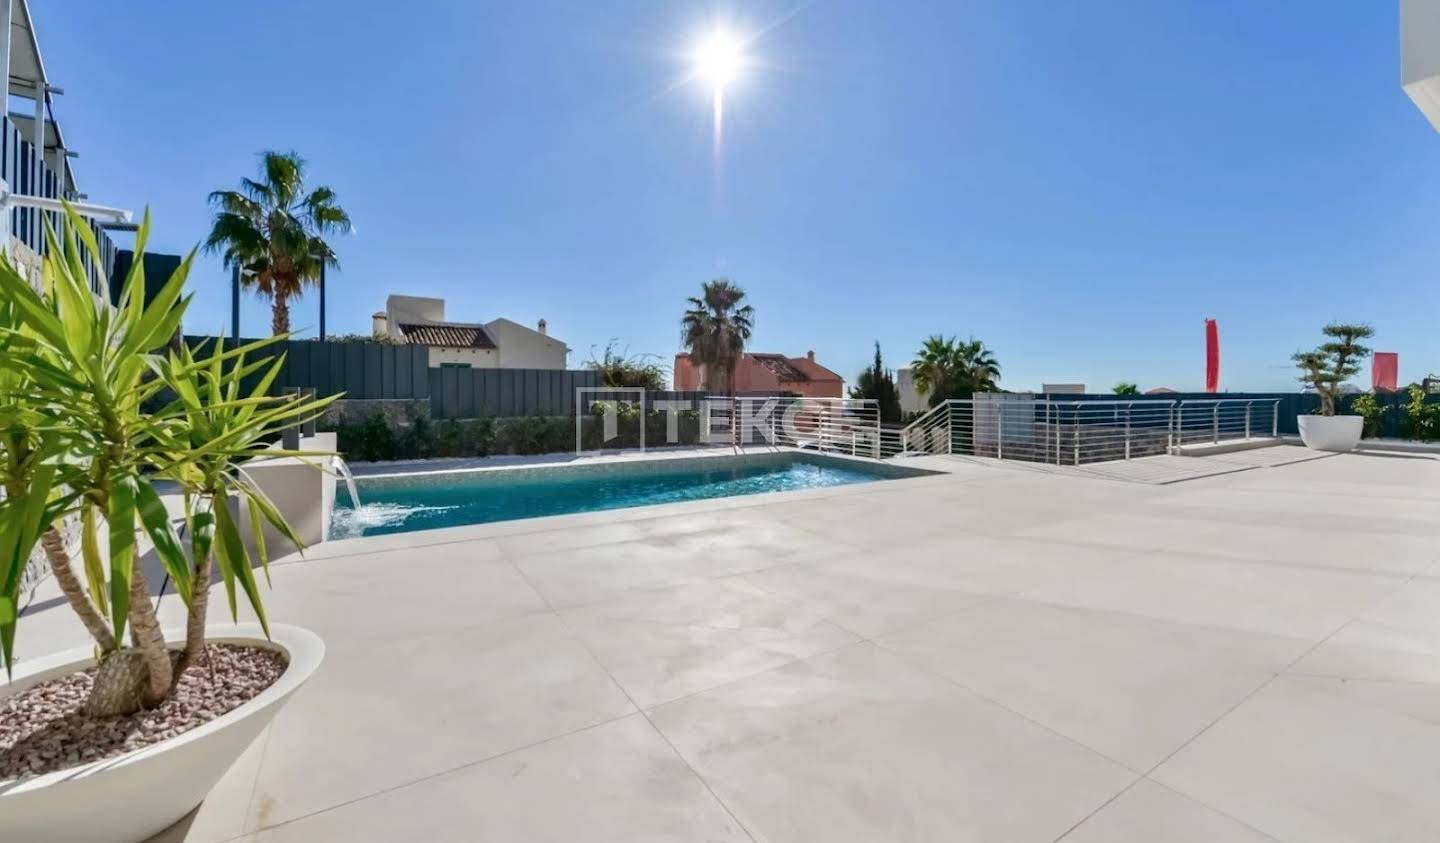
<box><xmin>0</xmin><ymin>624</ymin><xmax>323</xmax><ymax>843</ymax></box>
<box><xmin>1297</xmin><ymin>414</ymin><xmax>1363</xmax><ymax>452</ymax></box>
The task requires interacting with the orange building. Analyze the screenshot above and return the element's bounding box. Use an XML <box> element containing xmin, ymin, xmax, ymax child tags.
<box><xmin>673</xmin><ymin>351</ymin><xmax>844</xmax><ymax>398</ymax></box>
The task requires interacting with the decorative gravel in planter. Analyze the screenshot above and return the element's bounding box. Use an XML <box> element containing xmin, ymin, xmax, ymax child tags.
<box><xmin>0</xmin><ymin>644</ymin><xmax>286</xmax><ymax>781</ymax></box>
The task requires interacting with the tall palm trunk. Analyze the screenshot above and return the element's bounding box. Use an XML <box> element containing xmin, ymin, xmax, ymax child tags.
<box><xmin>271</xmin><ymin>290</ymin><xmax>291</xmax><ymax>336</ymax></box>
<box><xmin>40</xmin><ymin>526</ymin><xmax>116</xmax><ymax>653</ymax></box>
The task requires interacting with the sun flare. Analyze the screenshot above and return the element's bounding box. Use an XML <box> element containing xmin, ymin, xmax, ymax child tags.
<box><xmin>691</xmin><ymin>28</ymin><xmax>746</xmax><ymax>92</ymax></box>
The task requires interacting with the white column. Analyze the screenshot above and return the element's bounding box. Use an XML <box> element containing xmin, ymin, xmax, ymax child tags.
<box><xmin>31</xmin><ymin>75</ymin><xmax>43</xmax><ymax>252</ymax></box>
<box><xmin>0</xmin><ymin>0</ymin><xmax>13</xmax><ymax>253</ymax></box>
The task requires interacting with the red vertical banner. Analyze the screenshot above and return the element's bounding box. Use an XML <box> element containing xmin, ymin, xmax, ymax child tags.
<box><xmin>1204</xmin><ymin>319</ymin><xmax>1220</xmax><ymax>393</ymax></box>
<box><xmin>1373</xmin><ymin>352</ymin><xmax>1399</xmax><ymax>392</ymax></box>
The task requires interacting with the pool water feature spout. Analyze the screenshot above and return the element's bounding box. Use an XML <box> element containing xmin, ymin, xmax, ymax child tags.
<box><xmin>333</xmin><ymin>456</ymin><xmax>361</xmax><ymax>508</ymax></box>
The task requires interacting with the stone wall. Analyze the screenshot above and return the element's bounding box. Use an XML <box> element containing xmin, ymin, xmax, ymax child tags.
<box><xmin>9</xmin><ymin>238</ymin><xmax>43</xmax><ymax>290</ymax></box>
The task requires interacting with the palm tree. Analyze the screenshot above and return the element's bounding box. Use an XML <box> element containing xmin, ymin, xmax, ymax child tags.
<box><xmin>910</xmin><ymin>335</ymin><xmax>1002</xmax><ymax>406</ymax></box>
<box><xmin>205</xmin><ymin>151</ymin><xmax>351</xmax><ymax>336</ymax></box>
<box><xmin>910</xmin><ymin>335</ymin><xmax>956</xmax><ymax>407</ymax></box>
<box><xmin>955</xmin><ymin>337</ymin><xmax>1001</xmax><ymax>392</ymax></box>
<box><xmin>1113</xmin><ymin>382</ymin><xmax>1140</xmax><ymax>395</ymax></box>
<box><xmin>681</xmin><ymin>279</ymin><xmax>754</xmax><ymax>395</ymax></box>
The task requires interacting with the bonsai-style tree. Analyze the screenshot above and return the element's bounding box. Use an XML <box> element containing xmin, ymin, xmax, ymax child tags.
<box><xmin>1293</xmin><ymin>323</ymin><xmax>1374</xmax><ymax>417</ymax></box>
<box><xmin>849</xmin><ymin>342</ymin><xmax>902</xmax><ymax>424</ymax></box>
<box><xmin>1113</xmin><ymin>382</ymin><xmax>1140</xmax><ymax>395</ymax></box>
<box><xmin>0</xmin><ymin>207</ymin><xmax>331</xmax><ymax>715</ymax></box>
<box><xmin>205</xmin><ymin>151</ymin><xmax>351</xmax><ymax>336</ymax></box>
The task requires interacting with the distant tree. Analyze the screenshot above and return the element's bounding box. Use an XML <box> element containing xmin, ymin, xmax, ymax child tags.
<box><xmin>205</xmin><ymin>151</ymin><xmax>351</xmax><ymax>335</ymax></box>
<box><xmin>680</xmin><ymin>280</ymin><xmax>754</xmax><ymax>395</ymax></box>
<box><xmin>1113</xmin><ymin>382</ymin><xmax>1140</xmax><ymax>395</ymax></box>
<box><xmin>849</xmin><ymin>342</ymin><xmax>902</xmax><ymax>424</ymax></box>
<box><xmin>956</xmin><ymin>338</ymin><xmax>1001</xmax><ymax>392</ymax></box>
<box><xmin>910</xmin><ymin>335</ymin><xmax>955</xmax><ymax>407</ymax></box>
<box><xmin>910</xmin><ymin>335</ymin><xmax>1002</xmax><ymax>406</ymax></box>
<box><xmin>587</xmin><ymin>339</ymin><xmax>668</xmax><ymax>391</ymax></box>
<box><xmin>1293</xmin><ymin>323</ymin><xmax>1374</xmax><ymax>416</ymax></box>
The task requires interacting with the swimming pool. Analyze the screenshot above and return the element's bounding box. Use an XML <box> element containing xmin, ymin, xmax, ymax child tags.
<box><xmin>330</xmin><ymin>453</ymin><xmax>932</xmax><ymax>539</ymax></box>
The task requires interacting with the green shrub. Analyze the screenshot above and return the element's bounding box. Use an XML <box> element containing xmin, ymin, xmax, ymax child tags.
<box><xmin>352</xmin><ymin>413</ymin><xmax>396</xmax><ymax>461</ymax></box>
<box><xmin>501</xmin><ymin>414</ymin><xmax>572</xmax><ymax>455</ymax></box>
<box><xmin>1350</xmin><ymin>392</ymin><xmax>1387</xmax><ymax>439</ymax></box>
<box><xmin>330</xmin><ymin>407</ymin><xmax>713</xmax><ymax>462</ymax></box>
<box><xmin>399</xmin><ymin>415</ymin><xmax>434</xmax><ymax>459</ymax></box>
<box><xmin>1405</xmin><ymin>386</ymin><xmax>1440</xmax><ymax>441</ymax></box>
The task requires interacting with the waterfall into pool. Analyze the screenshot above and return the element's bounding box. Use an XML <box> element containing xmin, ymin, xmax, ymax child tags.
<box><xmin>332</xmin><ymin>456</ymin><xmax>361</xmax><ymax>508</ymax></box>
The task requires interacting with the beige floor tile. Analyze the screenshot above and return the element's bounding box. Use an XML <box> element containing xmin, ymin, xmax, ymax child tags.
<box><xmin>1153</xmin><ymin>676</ymin><xmax>1440</xmax><ymax>843</ymax></box>
<box><xmin>1060</xmin><ymin>780</ymin><xmax>1276</xmax><ymax>842</ymax></box>
<box><xmin>876</xmin><ymin>599</ymin><xmax>1307</xmax><ymax>770</ymax></box>
<box><xmin>255</xmin><ymin>716</ymin><xmax>748</xmax><ymax>843</ymax></box>
<box><xmin>559</xmin><ymin>577</ymin><xmax>856</xmax><ymax>707</ymax></box>
<box><xmin>650</xmin><ymin>643</ymin><xmax>1134</xmax><ymax>843</ymax></box>
<box><xmin>246</xmin><ymin>614</ymin><xmax>634</xmax><ymax>830</ymax></box>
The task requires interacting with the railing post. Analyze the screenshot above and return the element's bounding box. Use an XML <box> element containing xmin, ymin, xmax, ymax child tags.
<box><xmin>1072</xmin><ymin>403</ymin><xmax>1080</xmax><ymax>465</ymax></box>
<box><xmin>1212</xmin><ymin>404</ymin><xmax>1219</xmax><ymax>444</ymax></box>
<box><xmin>1272</xmin><ymin>401</ymin><xmax>1279</xmax><ymax>438</ymax></box>
<box><xmin>1124</xmin><ymin>404</ymin><xmax>1132</xmax><ymax>460</ymax></box>
<box><xmin>1245</xmin><ymin>401</ymin><xmax>1252</xmax><ymax>440</ymax></box>
<box><xmin>1054</xmin><ymin>403</ymin><xmax>1065</xmax><ymax>466</ymax></box>
<box><xmin>996</xmin><ymin>407</ymin><xmax>1004</xmax><ymax>460</ymax></box>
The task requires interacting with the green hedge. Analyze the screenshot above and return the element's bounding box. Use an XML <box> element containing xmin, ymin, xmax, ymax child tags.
<box><xmin>1347</xmin><ymin>387</ymin><xmax>1440</xmax><ymax>441</ymax></box>
<box><xmin>322</xmin><ymin>408</ymin><xmax>706</xmax><ymax>462</ymax></box>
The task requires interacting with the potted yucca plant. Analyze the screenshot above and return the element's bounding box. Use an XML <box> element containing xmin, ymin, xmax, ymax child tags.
<box><xmin>0</xmin><ymin>207</ymin><xmax>335</xmax><ymax>843</ymax></box>
<box><xmin>1293</xmin><ymin>323</ymin><xmax>1373</xmax><ymax>452</ymax></box>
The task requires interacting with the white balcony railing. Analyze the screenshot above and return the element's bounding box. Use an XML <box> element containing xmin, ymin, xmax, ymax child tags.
<box><xmin>1</xmin><ymin>115</ymin><xmax>116</xmax><ymax>296</ymax></box>
<box><xmin>896</xmin><ymin>397</ymin><xmax>1283</xmax><ymax>465</ymax></box>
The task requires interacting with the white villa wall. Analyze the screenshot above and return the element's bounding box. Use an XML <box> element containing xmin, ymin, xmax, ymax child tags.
<box><xmin>385</xmin><ymin>294</ymin><xmax>446</xmax><ymax>333</ymax></box>
<box><xmin>429</xmin><ymin>346</ymin><xmax>500</xmax><ymax>367</ymax></box>
<box><xmin>1404</xmin><ymin>0</ymin><xmax>1440</xmax><ymax>130</ymax></box>
<box><xmin>897</xmin><ymin>368</ymin><xmax>930</xmax><ymax>415</ymax></box>
<box><xmin>485</xmin><ymin>318</ymin><xmax>569</xmax><ymax>369</ymax></box>
<box><xmin>379</xmin><ymin>295</ymin><xmax>568</xmax><ymax>369</ymax></box>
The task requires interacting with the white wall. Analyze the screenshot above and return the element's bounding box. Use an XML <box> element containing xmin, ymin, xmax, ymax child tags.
<box><xmin>896</xmin><ymin>368</ymin><xmax>930</xmax><ymax>415</ymax></box>
<box><xmin>485</xmin><ymin>318</ymin><xmax>569</xmax><ymax>369</ymax></box>
<box><xmin>385</xmin><ymin>294</ymin><xmax>445</xmax><ymax>331</ymax></box>
<box><xmin>428</xmin><ymin>346</ymin><xmax>500</xmax><ymax>367</ymax></box>
<box><xmin>1403</xmin><ymin>0</ymin><xmax>1440</xmax><ymax>131</ymax></box>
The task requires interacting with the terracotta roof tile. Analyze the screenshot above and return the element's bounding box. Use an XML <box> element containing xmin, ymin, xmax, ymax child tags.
<box><xmin>750</xmin><ymin>353</ymin><xmax>809</xmax><ymax>382</ymax></box>
<box><xmin>397</xmin><ymin>322</ymin><xmax>496</xmax><ymax>349</ymax></box>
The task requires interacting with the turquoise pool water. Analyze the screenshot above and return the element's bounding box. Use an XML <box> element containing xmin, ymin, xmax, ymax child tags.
<box><xmin>331</xmin><ymin>454</ymin><xmax>926</xmax><ymax>539</ymax></box>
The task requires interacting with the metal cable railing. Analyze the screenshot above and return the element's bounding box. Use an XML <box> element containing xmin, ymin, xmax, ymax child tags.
<box><xmin>1173</xmin><ymin>399</ymin><xmax>1281</xmax><ymax>447</ymax></box>
<box><xmin>748</xmin><ymin>397</ymin><xmax>881</xmax><ymax>458</ymax></box>
<box><xmin>894</xmin><ymin>397</ymin><xmax>1284</xmax><ymax>465</ymax></box>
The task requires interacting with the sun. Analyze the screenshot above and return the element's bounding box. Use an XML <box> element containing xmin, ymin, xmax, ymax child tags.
<box><xmin>691</xmin><ymin>29</ymin><xmax>746</xmax><ymax>92</ymax></box>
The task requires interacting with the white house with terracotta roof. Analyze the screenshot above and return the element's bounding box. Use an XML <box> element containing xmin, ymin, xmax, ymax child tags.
<box><xmin>372</xmin><ymin>294</ymin><xmax>569</xmax><ymax>369</ymax></box>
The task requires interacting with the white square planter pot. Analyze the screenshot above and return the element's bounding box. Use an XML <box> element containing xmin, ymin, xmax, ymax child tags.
<box><xmin>1297</xmin><ymin>414</ymin><xmax>1363</xmax><ymax>452</ymax></box>
<box><xmin>0</xmin><ymin>624</ymin><xmax>323</xmax><ymax>843</ymax></box>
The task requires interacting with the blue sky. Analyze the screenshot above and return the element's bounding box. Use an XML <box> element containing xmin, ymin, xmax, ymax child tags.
<box><xmin>36</xmin><ymin>1</ymin><xmax>1440</xmax><ymax>392</ymax></box>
